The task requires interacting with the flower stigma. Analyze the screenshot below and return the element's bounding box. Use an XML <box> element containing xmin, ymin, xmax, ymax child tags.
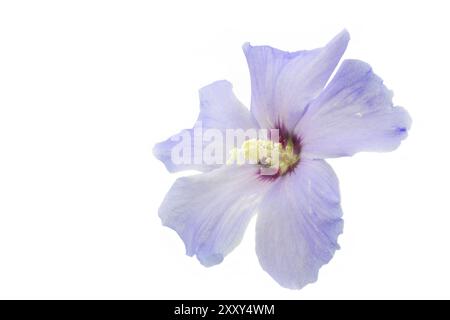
<box><xmin>227</xmin><ymin>138</ymin><xmax>300</xmax><ymax>176</ymax></box>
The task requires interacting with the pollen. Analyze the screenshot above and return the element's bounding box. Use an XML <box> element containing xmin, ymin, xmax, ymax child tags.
<box><xmin>227</xmin><ymin>138</ymin><xmax>300</xmax><ymax>175</ymax></box>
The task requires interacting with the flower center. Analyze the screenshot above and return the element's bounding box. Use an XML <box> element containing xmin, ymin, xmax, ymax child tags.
<box><xmin>227</xmin><ymin>138</ymin><xmax>300</xmax><ymax>176</ymax></box>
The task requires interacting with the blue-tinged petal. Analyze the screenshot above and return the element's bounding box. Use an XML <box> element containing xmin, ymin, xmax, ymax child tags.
<box><xmin>296</xmin><ymin>59</ymin><xmax>412</xmax><ymax>159</ymax></box>
<box><xmin>153</xmin><ymin>80</ymin><xmax>258</xmax><ymax>172</ymax></box>
<box><xmin>256</xmin><ymin>159</ymin><xmax>343</xmax><ymax>289</ymax></box>
<box><xmin>243</xmin><ymin>30</ymin><xmax>350</xmax><ymax>131</ymax></box>
<box><xmin>159</xmin><ymin>165</ymin><xmax>271</xmax><ymax>267</ymax></box>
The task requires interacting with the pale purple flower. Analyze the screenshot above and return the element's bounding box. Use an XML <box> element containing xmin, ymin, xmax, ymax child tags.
<box><xmin>153</xmin><ymin>30</ymin><xmax>411</xmax><ymax>289</ymax></box>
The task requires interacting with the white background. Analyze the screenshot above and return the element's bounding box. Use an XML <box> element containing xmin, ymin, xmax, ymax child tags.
<box><xmin>0</xmin><ymin>0</ymin><xmax>449</xmax><ymax>299</ymax></box>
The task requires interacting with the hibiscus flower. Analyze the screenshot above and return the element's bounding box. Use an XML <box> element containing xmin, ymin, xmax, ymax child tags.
<box><xmin>153</xmin><ymin>30</ymin><xmax>411</xmax><ymax>289</ymax></box>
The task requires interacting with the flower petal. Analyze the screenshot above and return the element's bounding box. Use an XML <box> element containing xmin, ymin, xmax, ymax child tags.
<box><xmin>153</xmin><ymin>80</ymin><xmax>258</xmax><ymax>172</ymax></box>
<box><xmin>296</xmin><ymin>59</ymin><xmax>412</xmax><ymax>159</ymax></box>
<box><xmin>159</xmin><ymin>165</ymin><xmax>270</xmax><ymax>267</ymax></box>
<box><xmin>256</xmin><ymin>159</ymin><xmax>343</xmax><ymax>289</ymax></box>
<box><xmin>243</xmin><ymin>30</ymin><xmax>349</xmax><ymax>131</ymax></box>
